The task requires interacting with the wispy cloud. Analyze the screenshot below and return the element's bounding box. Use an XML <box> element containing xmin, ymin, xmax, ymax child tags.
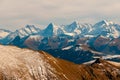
<box><xmin>0</xmin><ymin>0</ymin><xmax>120</xmax><ymax>30</ymax></box>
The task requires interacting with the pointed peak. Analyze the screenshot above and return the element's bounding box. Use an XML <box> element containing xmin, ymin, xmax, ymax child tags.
<box><xmin>96</xmin><ymin>20</ymin><xmax>114</xmax><ymax>26</ymax></box>
<box><xmin>48</xmin><ymin>23</ymin><xmax>55</xmax><ymax>26</ymax></box>
<box><xmin>99</xmin><ymin>20</ymin><xmax>108</xmax><ymax>25</ymax></box>
<box><xmin>46</xmin><ymin>23</ymin><xmax>58</xmax><ymax>29</ymax></box>
<box><xmin>94</xmin><ymin>20</ymin><xmax>110</xmax><ymax>26</ymax></box>
<box><xmin>101</xmin><ymin>20</ymin><xmax>107</xmax><ymax>23</ymax></box>
<box><xmin>68</xmin><ymin>21</ymin><xmax>79</xmax><ymax>28</ymax></box>
<box><xmin>71</xmin><ymin>21</ymin><xmax>79</xmax><ymax>25</ymax></box>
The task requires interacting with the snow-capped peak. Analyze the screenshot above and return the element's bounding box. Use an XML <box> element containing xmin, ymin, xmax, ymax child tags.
<box><xmin>101</xmin><ymin>20</ymin><xmax>109</xmax><ymax>25</ymax></box>
<box><xmin>24</xmin><ymin>25</ymin><xmax>40</xmax><ymax>33</ymax></box>
<box><xmin>71</xmin><ymin>21</ymin><xmax>79</xmax><ymax>26</ymax></box>
<box><xmin>42</xmin><ymin>23</ymin><xmax>60</xmax><ymax>37</ymax></box>
<box><xmin>1</xmin><ymin>20</ymin><xmax>120</xmax><ymax>43</ymax></box>
<box><xmin>64</xmin><ymin>21</ymin><xmax>79</xmax><ymax>33</ymax></box>
<box><xmin>89</xmin><ymin>20</ymin><xmax>120</xmax><ymax>38</ymax></box>
<box><xmin>45</xmin><ymin>23</ymin><xmax>56</xmax><ymax>30</ymax></box>
<box><xmin>0</xmin><ymin>29</ymin><xmax>11</xmax><ymax>39</ymax></box>
<box><xmin>94</xmin><ymin>20</ymin><xmax>114</xmax><ymax>27</ymax></box>
<box><xmin>2</xmin><ymin>25</ymin><xmax>42</xmax><ymax>45</ymax></box>
<box><xmin>14</xmin><ymin>25</ymin><xmax>41</xmax><ymax>38</ymax></box>
<box><xmin>94</xmin><ymin>20</ymin><xmax>109</xmax><ymax>27</ymax></box>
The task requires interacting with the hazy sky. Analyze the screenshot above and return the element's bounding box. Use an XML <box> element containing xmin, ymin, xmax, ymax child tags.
<box><xmin>0</xmin><ymin>0</ymin><xmax>120</xmax><ymax>30</ymax></box>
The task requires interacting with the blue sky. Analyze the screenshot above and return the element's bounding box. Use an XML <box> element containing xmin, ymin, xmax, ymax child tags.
<box><xmin>0</xmin><ymin>0</ymin><xmax>120</xmax><ymax>30</ymax></box>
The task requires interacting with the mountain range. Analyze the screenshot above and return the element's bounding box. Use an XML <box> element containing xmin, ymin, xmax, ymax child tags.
<box><xmin>1</xmin><ymin>20</ymin><xmax>120</xmax><ymax>63</ymax></box>
<box><xmin>1</xmin><ymin>20</ymin><xmax>120</xmax><ymax>39</ymax></box>
<box><xmin>1</xmin><ymin>20</ymin><xmax>120</xmax><ymax>79</ymax></box>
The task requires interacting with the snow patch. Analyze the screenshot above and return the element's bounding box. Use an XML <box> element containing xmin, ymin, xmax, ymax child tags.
<box><xmin>62</xmin><ymin>46</ymin><xmax>73</xmax><ymax>50</ymax></box>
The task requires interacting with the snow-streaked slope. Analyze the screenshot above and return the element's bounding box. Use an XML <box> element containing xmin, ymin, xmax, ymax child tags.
<box><xmin>0</xmin><ymin>45</ymin><xmax>120</xmax><ymax>80</ymax></box>
<box><xmin>0</xmin><ymin>29</ymin><xmax>11</xmax><ymax>39</ymax></box>
<box><xmin>64</xmin><ymin>21</ymin><xmax>79</xmax><ymax>33</ymax></box>
<box><xmin>14</xmin><ymin>25</ymin><xmax>41</xmax><ymax>38</ymax></box>
<box><xmin>63</xmin><ymin>21</ymin><xmax>92</xmax><ymax>37</ymax></box>
<box><xmin>7</xmin><ymin>25</ymin><xmax>41</xmax><ymax>40</ymax></box>
<box><xmin>0</xmin><ymin>45</ymin><xmax>88</xmax><ymax>80</ymax></box>
<box><xmin>41</xmin><ymin>20</ymin><xmax>120</xmax><ymax>38</ymax></box>
<box><xmin>91</xmin><ymin>20</ymin><xmax>120</xmax><ymax>38</ymax></box>
<box><xmin>0</xmin><ymin>45</ymin><xmax>58</xmax><ymax>80</ymax></box>
<box><xmin>24</xmin><ymin>35</ymin><xmax>44</xmax><ymax>50</ymax></box>
<box><xmin>3</xmin><ymin>25</ymin><xmax>41</xmax><ymax>44</ymax></box>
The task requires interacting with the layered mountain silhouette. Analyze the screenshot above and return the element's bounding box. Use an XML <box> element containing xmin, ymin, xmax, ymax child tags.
<box><xmin>0</xmin><ymin>20</ymin><xmax>120</xmax><ymax>64</ymax></box>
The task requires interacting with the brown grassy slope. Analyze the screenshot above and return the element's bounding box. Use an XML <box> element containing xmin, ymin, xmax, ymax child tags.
<box><xmin>40</xmin><ymin>51</ymin><xmax>120</xmax><ymax>80</ymax></box>
<box><xmin>0</xmin><ymin>45</ymin><xmax>120</xmax><ymax>80</ymax></box>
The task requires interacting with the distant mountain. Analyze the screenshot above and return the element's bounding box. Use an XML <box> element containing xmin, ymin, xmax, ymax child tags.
<box><xmin>1</xmin><ymin>20</ymin><xmax>120</xmax><ymax>64</ymax></box>
<box><xmin>0</xmin><ymin>29</ymin><xmax>11</xmax><ymax>39</ymax></box>
<box><xmin>64</xmin><ymin>21</ymin><xmax>79</xmax><ymax>33</ymax></box>
<box><xmin>1</xmin><ymin>20</ymin><xmax>120</xmax><ymax>39</ymax></box>
<box><xmin>0</xmin><ymin>45</ymin><xmax>120</xmax><ymax>80</ymax></box>
<box><xmin>89</xmin><ymin>35</ymin><xmax>120</xmax><ymax>54</ymax></box>
<box><xmin>1</xmin><ymin>25</ymin><xmax>41</xmax><ymax>44</ymax></box>
<box><xmin>9</xmin><ymin>25</ymin><xmax>41</xmax><ymax>38</ymax></box>
<box><xmin>41</xmin><ymin>21</ymin><xmax>93</xmax><ymax>37</ymax></box>
<box><xmin>64</xmin><ymin>21</ymin><xmax>92</xmax><ymax>37</ymax></box>
<box><xmin>2</xmin><ymin>20</ymin><xmax>120</xmax><ymax>42</ymax></box>
<box><xmin>42</xmin><ymin>23</ymin><xmax>64</xmax><ymax>37</ymax></box>
<box><xmin>24</xmin><ymin>35</ymin><xmax>44</xmax><ymax>50</ymax></box>
<box><xmin>0</xmin><ymin>29</ymin><xmax>11</xmax><ymax>44</ymax></box>
<box><xmin>90</xmin><ymin>20</ymin><xmax>120</xmax><ymax>38</ymax></box>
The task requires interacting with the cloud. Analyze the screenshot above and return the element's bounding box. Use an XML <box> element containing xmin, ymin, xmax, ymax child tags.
<box><xmin>0</xmin><ymin>0</ymin><xmax>120</xmax><ymax>30</ymax></box>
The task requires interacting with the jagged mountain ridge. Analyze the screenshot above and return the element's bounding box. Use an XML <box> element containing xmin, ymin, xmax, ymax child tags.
<box><xmin>91</xmin><ymin>20</ymin><xmax>120</xmax><ymax>38</ymax></box>
<box><xmin>0</xmin><ymin>25</ymin><xmax>41</xmax><ymax>44</ymax></box>
<box><xmin>1</xmin><ymin>20</ymin><xmax>120</xmax><ymax>40</ymax></box>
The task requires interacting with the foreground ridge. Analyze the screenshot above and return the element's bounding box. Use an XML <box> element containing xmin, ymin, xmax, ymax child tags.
<box><xmin>0</xmin><ymin>45</ymin><xmax>120</xmax><ymax>80</ymax></box>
